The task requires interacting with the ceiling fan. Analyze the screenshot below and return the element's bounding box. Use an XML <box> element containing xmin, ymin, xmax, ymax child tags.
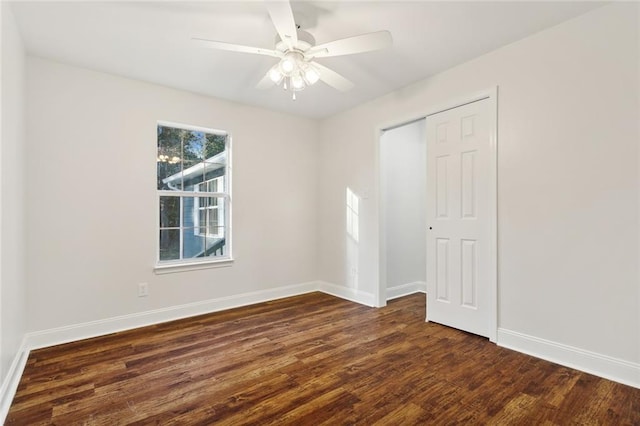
<box><xmin>193</xmin><ymin>1</ymin><xmax>392</xmax><ymax>100</ymax></box>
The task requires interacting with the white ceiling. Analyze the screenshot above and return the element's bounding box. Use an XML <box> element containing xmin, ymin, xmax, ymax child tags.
<box><xmin>10</xmin><ymin>1</ymin><xmax>604</xmax><ymax>119</ymax></box>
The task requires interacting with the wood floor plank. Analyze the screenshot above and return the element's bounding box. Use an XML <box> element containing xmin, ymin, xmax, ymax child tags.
<box><xmin>7</xmin><ymin>292</ymin><xmax>640</xmax><ymax>425</ymax></box>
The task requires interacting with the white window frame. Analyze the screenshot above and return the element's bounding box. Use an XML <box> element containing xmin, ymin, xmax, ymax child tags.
<box><xmin>155</xmin><ymin>121</ymin><xmax>233</xmax><ymax>273</ymax></box>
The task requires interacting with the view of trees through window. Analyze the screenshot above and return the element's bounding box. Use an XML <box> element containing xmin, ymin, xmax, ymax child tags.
<box><xmin>157</xmin><ymin>124</ymin><xmax>229</xmax><ymax>263</ymax></box>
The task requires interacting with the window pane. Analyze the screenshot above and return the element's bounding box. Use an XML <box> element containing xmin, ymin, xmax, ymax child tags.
<box><xmin>182</xmin><ymin>227</ymin><xmax>204</xmax><ymax>258</ymax></box>
<box><xmin>217</xmin><ymin>176</ymin><xmax>226</xmax><ymax>194</ymax></box>
<box><xmin>184</xmin><ymin>132</ymin><xmax>205</xmax><ymax>163</ymax></box>
<box><xmin>159</xmin><ymin>229</ymin><xmax>180</xmax><ymax>261</ymax></box>
<box><xmin>157</xmin><ymin>126</ymin><xmax>183</xmax><ymax>190</ymax></box>
<box><xmin>208</xmin><ymin>209</ymin><xmax>219</xmax><ymax>234</ymax></box>
<box><xmin>204</xmin><ymin>161</ymin><xmax>225</xmax><ymax>187</ymax></box>
<box><xmin>205</xmin><ymin>134</ymin><xmax>226</xmax><ymax>159</ymax></box>
<box><xmin>205</xmin><ymin>229</ymin><xmax>226</xmax><ymax>258</ymax></box>
<box><xmin>157</xmin><ymin>161</ymin><xmax>183</xmax><ymax>190</ymax></box>
<box><xmin>159</xmin><ymin>196</ymin><xmax>180</xmax><ymax>228</ymax></box>
<box><xmin>181</xmin><ymin>157</ymin><xmax>201</xmax><ymax>191</ymax></box>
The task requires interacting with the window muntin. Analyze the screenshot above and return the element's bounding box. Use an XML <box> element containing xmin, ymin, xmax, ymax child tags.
<box><xmin>157</xmin><ymin>122</ymin><xmax>231</xmax><ymax>265</ymax></box>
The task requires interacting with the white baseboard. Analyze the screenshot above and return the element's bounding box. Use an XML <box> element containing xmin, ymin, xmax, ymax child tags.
<box><xmin>24</xmin><ymin>281</ymin><xmax>376</xmax><ymax>351</ymax></box>
<box><xmin>0</xmin><ymin>338</ymin><xmax>29</xmax><ymax>422</ymax></box>
<box><xmin>9</xmin><ymin>284</ymin><xmax>637</xmax><ymax>424</ymax></box>
<box><xmin>387</xmin><ymin>281</ymin><xmax>426</xmax><ymax>300</ymax></box>
<box><xmin>25</xmin><ymin>281</ymin><xmax>375</xmax><ymax>350</ymax></box>
<box><xmin>498</xmin><ymin>328</ymin><xmax>640</xmax><ymax>389</ymax></box>
<box><xmin>25</xmin><ymin>281</ymin><xmax>319</xmax><ymax>350</ymax></box>
<box><xmin>318</xmin><ymin>281</ymin><xmax>376</xmax><ymax>307</ymax></box>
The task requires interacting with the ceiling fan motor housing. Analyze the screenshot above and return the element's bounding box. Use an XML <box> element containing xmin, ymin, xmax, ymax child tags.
<box><xmin>275</xmin><ymin>29</ymin><xmax>316</xmax><ymax>53</ymax></box>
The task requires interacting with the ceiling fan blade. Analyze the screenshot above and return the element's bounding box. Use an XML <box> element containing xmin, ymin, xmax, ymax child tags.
<box><xmin>256</xmin><ymin>71</ymin><xmax>275</xmax><ymax>90</ymax></box>
<box><xmin>307</xmin><ymin>30</ymin><xmax>392</xmax><ymax>58</ymax></box>
<box><xmin>312</xmin><ymin>62</ymin><xmax>354</xmax><ymax>92</ymax></box>
<box><xmin>265</xmin><ymin>1</ymin><xmax>298</xmax><ymax>49</ymax></box>
<box><xmin>192</xmin><ymin>38</ymin><xmax>282</xmax><ymax>58</ymax></box>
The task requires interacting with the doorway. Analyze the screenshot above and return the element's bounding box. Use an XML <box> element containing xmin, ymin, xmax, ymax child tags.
<box><xmin>379</xmin><ymin>119</ymin><xmax>427</xmax><ymax>301</ymax></box>
<box><xmin>376</xmin><ymin>88</ymin><xmax>498</xmax><ymax>342</ymax></box>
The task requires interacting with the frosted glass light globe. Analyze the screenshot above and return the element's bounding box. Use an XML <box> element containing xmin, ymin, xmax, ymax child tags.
<box><xmin>291</xmin><ymin>74</ymin><xmax>304</xmax><ymax>90</ymax></box>
<box><xmin>280</xmin><ymin>57</ymin><xmax>295</xmax><ymax>74</ymax></box>
<box><xmin>269</xmin><ymin>68</ymin><xmax>282</xmax><ymax>83</ymax></box>
<box><xmin>304</xmin><ymin>68</ymin><xmax>320</xmax><ymax>85</ymax></box>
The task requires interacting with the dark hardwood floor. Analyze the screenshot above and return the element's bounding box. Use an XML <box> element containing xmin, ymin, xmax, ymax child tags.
<box><xmin>7</xmin><ymin>292</ymin><xmax>640</xmax><ymax>425</ymax></box>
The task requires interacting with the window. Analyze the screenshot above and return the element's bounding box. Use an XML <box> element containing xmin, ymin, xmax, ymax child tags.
<box><xmin>157</xmin><ymin>122</ymin><xmax>231</xmax><ymax>266</ymax></box>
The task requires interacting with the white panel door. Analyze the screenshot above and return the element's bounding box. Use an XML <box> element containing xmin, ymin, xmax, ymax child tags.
<box><xmin>426</xmin><ymin>98</ymin><xmax>493</xmax><ymax>338</ymax></box>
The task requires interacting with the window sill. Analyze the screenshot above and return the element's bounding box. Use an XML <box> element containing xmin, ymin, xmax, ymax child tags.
<box><xmin>154</xmin><ymin>258</ymin><xmax>234</xmax><ymax>274</ymax></box>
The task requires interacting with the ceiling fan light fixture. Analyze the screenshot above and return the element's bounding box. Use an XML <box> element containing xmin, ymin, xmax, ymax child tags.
<box><xmin>279</xmin><ymin>55</ymin><xmax>296</xmax><ymax>75</ymax></box>
<box><xmin>291</xmin><ymin>73</ymin><xmax>305</xmax><ymax>90</ymax></box>
<box><xmin>303</xmin><ymin>66</ymin><xmax>320</xmax><ymax>85</ymax></box>
<box><xmin>269</xmin><ymin>66</ymin><xmax>283</xmax><ymax>83</ymax></box>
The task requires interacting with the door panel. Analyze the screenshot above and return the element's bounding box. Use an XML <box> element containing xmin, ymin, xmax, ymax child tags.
<box><xmin>435</xmin><ymin>238</ymin><xmax>450</xmax><ymax>302</ymax></box>
<box><xmin>426</xmin><ymin>98</ymin><xmax>492</xmax><ymax>338</ymax></box>
<box><xmin>435</xmin><ymin>155</ymin><xmax>450</xmax><ymax>218</ymax></box>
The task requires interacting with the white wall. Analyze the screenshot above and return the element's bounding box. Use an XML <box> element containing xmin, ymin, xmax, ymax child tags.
<box><xmin>0</xmin><ymin>0</ymin><xmax>27</xmax><ymax>404</ymax></box>
<box><xmin>380</xmin><ymin>120</ymin><xmax>426</xmax><ymax>293</ymax></box>
<box><xmin>318</xmin><ymin>3</ymin><xmax>639</xmax><ymax>377</ymax></box>
<box><xmin>7</xmin><ymin>0</ymin><xmax>640</xmax><ymax>394</ymax></box>
<box><xmin>25</xmin><ymin>57</ymin><xmax>319</xmax><ymax>334</ymax></box>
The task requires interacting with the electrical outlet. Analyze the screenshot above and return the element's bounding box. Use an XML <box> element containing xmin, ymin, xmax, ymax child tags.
<box><xmin>138</xmin><ymin>282</ymin><xmax>149</xmax><ymax>297</ymax></box>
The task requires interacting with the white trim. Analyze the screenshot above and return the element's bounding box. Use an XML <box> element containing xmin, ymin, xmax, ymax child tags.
<box><xmin>157</xmin><ymin>190</ymin><xmax>229</xmax><ymax>198</ymax></box>
<box><xmin>225</xmin><ymin>135</ymin><xmax>233</xmax><ymax>260</ymax></box>
<box><xmin>1</xmin><ymin>280</ymin><xmax>374</xmax><ymax>423</ymax></box>
<box><xmin>0</xmin><ymin>338</ymin><xmax>29</xmax><ymax>423</ymax></box>
<box><xmin>154</xmin><ymin>257</ymin><xmax>234</xmax><ymax>274</ymax></box>
<box><xmin>317</xmin><ymin>281</ymin><xmax>376</xmax><ymax>307</ymax></box>
<box><xmin>374</xmin><ymin>86</ymin><xmax>499</xmax><ymax>341</ymax></box>
<box><xmin>387</xmin><ymin>281</ymin><xmax>427</xmax><ymax>301</ymax></box>
<box><xmin>23</xmin><ymin>281</ymin><xmax>375</xmax><ymax>351</ymax></box>
<box><xmin>498</xmin><ymin>328</ymin><xmax>640</xmax><ymax>389</ymax></box>
<box><xmin>3</xmin><ymin>286</ymin><xmax>638</xmax><ymax>424</ymax></box>
<box><xmin>21</xmin><ymin>281</ymin><xmax>378</xmax><ymax>351</ymax></box>
<box><xmin>377</xmin><ymin>88</ymin><xmax>498</xmax><ymax>134</ymax></box>
<box><xmin>157</xmin><ymin>120</ymin><xmax>227</xmax><ymax>136</ymax></box>
<box><xmin>487</xmin><ymin>87</ymin><xmax>499</xmax><ymax>343</ymax></box>
<box><xmin>375</xmin><ymin>125</ymin><xmax>387</xmax><ymax>308</ymax></box>
<box><xmin>25</xmin><ymin>281</ymin><xmax>318</xmax><ymax>350</ymax></box>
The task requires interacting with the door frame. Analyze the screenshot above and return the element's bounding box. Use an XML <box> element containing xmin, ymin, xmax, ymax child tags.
<box><xmin>374</xmin><ymin>87</ymin><xmax>498</xmax><ymax>342</ymax></box>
